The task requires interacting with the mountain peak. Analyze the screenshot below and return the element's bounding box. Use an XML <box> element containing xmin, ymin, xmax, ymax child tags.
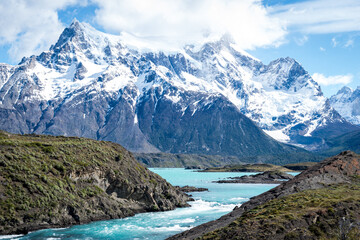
<box><xmin>51</xmin><ymin>19</ymin><xmax>104</xmax><ymax>52</ymax></box>
<box><xmin>47</xmin><ymin>19</ymin><xmax>126</xmax><ymax>66</ymax></box>
<box><xmin>52</xmin><ymin>21</ymin><xmax>83</xmax><ymax>50</ymax></box>
<box><xmin>70</xmin><ymin>18</ymin><xmax>80</xmax><ymax>26</ymax></box>
<box><xmin>67</xmin><ymin>19</ymin><xmax>96</xmax><ymax>34</ymax></box>
<box><xmin>268</xmin><ymin>56</ymin><xmax>297</xmax><ymax>67</ymax></box>
<box><xmin>266</xmin><ymin>56</ymin><xmax>305</xmax><ymax>76</ymax></box>
<box><xmin>67</xmin><ymin>18</ymin><xmax>84</xmax><ymax>33</ymax></box>
<box><xmin>330</xmin><ymin>85</ymin><xmax>360</xmax><ymax>125</ymax></box>
<box><xmin>337</xmin><ymin>86</ymin><xmax>353</xmax><ymax>95</ymax></box>
<box><xmin>284</xmin><ymin>56</ymin><xmax>295</xmax><ymax>62</ymax></box>
<box><xmin>282</xmin><ymin>56</ymin><xmax>298</xmax><ymax>65</ymax></box>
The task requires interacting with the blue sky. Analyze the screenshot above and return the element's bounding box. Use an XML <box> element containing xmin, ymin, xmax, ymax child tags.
<box><xmin>0</xmin><ymin>0</ymin><xmax>359</xmax><ymax>97</ymax></box>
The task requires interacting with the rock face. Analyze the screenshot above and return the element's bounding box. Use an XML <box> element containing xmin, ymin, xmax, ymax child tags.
<box><xmin>0</xmin><ymin>131</ymin><xmax>190</xmax><ymax>235</ymax></box>
<box><xmin>0</xmin><ymin>20</ymin><xmax>356</xmax><ymax>154</ymax></box>
<box><xmin>330</xmin><ymin>86</ymin><xmax>360</xmax><ymax>125</ymax></box>
<box><xmin>214</xmin><ymin>171</ymin><xmax>294</xmax><ymax>184</ymax></box>
<box><xmin>169</xmin><ymin>151</ymin><xmax>360</xmax><ymax>239</ymax></box>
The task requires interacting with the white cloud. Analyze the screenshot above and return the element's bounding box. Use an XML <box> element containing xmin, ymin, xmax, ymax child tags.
<box><xmin>0</xmin><ymin>0</ymin><xmax>84</xmax><ymax>62</ymax></box>
<box><xmin>312</xmin><ymin>73</ymin><xmax>353</xmax><ymax>86</ymax></box>
<box><xmin>294</xmin><ymin>35</ymin><xmax>308</xmax><ymax>46</ymax></box>
<box><xmin>344</xmin><ymin>39</ymin><xmax>354</xmax><ymax>48</ymax></box>
<box><xmin>331</xmin><ymin>36</ymin><xmax>357</xmax><ymax>48</ymax></box>
<box><xmin>92</xmin><ymin>0</ymin><xmax>286</xmax><ymax>52</ymax></box>
<box><xmin>319</xmin><ymin>47</ymin><xmax>326</xmax><ymax>51</ymax></box>
<box><xmin>332</xmin><ymin>37</ymin><xmax>338</xmax><ymax>47</ymax></box>
<box><xmin>270</xmin><ymin>0</ymin><xmax>360</xmax><ymax>34</ymax></box>
<box><xmin>2</xmin><ymin>0</ymin><xmax>358</xmax><ymax>63</ymax></box>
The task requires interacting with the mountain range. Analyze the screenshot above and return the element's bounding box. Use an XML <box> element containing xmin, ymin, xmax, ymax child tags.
<box><xmin>0</xmin><ymin>20</ymin><xmax>358</xmax><ymax>158</ymax></box>
<box><xmin>330</xmin><ymin>86</ymin><xmax>360</xmax><ymax>125</ymax></box>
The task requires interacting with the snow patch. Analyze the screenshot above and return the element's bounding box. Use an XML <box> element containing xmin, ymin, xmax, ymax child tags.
<box><xmin>264</xmin><ymin>130</ymin><xmax>290</xmax><ymax>142</ymax></box>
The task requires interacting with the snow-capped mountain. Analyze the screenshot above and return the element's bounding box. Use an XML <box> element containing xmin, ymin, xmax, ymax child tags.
<box><xmin>0</xmin><ymin>63</ymin><xmax>13</xmax><ymax>90</ymax></box>
<box><xmin>0</xmin><ymin>20</ymin><xmax>356</xmax><ymax>154</ymax></box>
<box><xmin>330</xmin><ymin>86</ymin><xmax>360</xmax><ymax>125</ymax></box>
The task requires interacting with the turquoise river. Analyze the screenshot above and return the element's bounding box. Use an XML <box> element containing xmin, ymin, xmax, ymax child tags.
<box><xmin>1</xmin><ymin>168</ymin><xmax>283</xmax><ymax>240</ymax></box>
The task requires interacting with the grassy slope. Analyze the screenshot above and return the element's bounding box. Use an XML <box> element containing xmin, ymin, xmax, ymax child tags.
<box><xmin>0</xmin><ymin>133</ymin><xmax>112</xmax><ymax>223</ymax></box>
<box><xmin>321</xmin><ymin>130</ymin><xmax>360</xmax><ymax>157</ymax></box>
<box><xmin>202</xmin><ymin>178</ymin><xmax>360</xmax><ymax>240</ymax></box>
<box><xmin>0</xmin><ymin>131</ymin><xmax>188</xmax><ymax>234</ymax></box>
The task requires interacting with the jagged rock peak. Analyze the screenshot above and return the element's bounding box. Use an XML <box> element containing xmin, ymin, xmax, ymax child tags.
<box><xmin>267</xmin><ymin>56</ymin><xmax>304</xmax><ymax>73</ymax></box>
<box><xmin>51</xmin><ymin>19</ymin><xmax>120</xmax><ymax>52</ymax></box>
<box><xmin>52</xmin><ymin>20</ymin><xmax>83</xmax><ymax>50</ymax></box>
<box><xmin>70</xmin><ymin>18</ymin><xmax>81</xmax><ymax>27</ymax></box>
<box><xmin>337</xmin><ymin>86</ymin><xmax>353</xmax><ymax>95</ymax></box>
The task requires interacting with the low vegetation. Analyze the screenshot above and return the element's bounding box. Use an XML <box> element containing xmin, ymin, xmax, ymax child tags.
<box><xmin>168</xmin><ymin>151</ymin><xmax>360</xmax><ymax>240</ymax></box>
<box><xmin>0</xmin><ymin>131</ymin><xmax>189</xmax><ymax>234</ymax></box>
<box><xmin>321</xmin><ymin>130</ymin><xmax>360</xmax><ymax>157</ymax></box>
<box><xmin>202</xmin><ymin>178</ymin><xmax>360</xmax><ymax>240</ymax></box>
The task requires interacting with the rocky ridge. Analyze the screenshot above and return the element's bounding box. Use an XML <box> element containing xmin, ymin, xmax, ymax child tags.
<box><xmin>169</xmin><ymin>151</ymin><xmax>360</xmax><ymax>239</ymax></box>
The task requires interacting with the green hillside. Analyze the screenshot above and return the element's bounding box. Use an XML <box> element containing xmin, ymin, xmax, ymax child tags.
<box><xmin>0</xmin><ymin>131</ymin><xmax>189</xmax><ymax>234</ymax></box>
<box><xmin>202</xmin><ymin>180</ymin><xmax>360</xmax><ymax>239</ymax></box>
<box><xmin>321</xmin><ymin>130</ymin><xmax>360</xmax><ymax>156</ymax></box>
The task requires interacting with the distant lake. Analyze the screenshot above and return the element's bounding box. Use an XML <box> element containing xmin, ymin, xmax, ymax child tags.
<box><xmin>2</xmin><ymin>168</ymin><xmax>280</xmax><ymax>240</ymax></box>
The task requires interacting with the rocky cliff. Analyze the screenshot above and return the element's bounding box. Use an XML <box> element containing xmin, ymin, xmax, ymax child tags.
<box><xmin>0</xmin><ymin>131</ymin><xmax>190</xmax><ymax>235</ymax></box>
<box><xmin>169</xmin><ymin>151</ymin><xmax>360</xmax><ymax>239</ymax></box>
